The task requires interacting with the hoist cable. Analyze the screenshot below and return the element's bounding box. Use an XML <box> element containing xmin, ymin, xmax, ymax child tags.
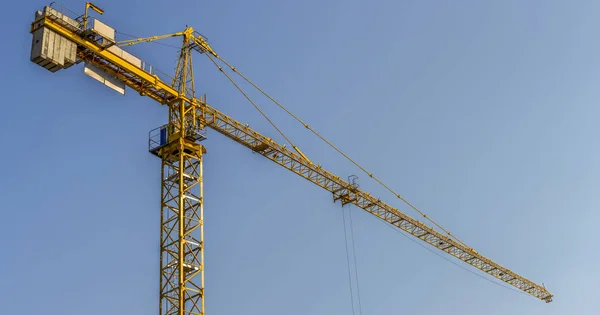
<box><xmin>342</xmin><ymin>207</ymin><xmax>356</xmax><ymax>315</ymax></box>
<box><xmin>348</xmin><ymin>207</ymin><xmax>363</xmax><ymax>315</ymax></box>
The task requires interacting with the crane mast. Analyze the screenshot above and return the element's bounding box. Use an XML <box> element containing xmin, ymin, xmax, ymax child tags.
<box><xmin>28</xmin><ymin>3</ymin><xmax>553</xmax><ymax>313</ymax></box>
<box><xmin>155</xmin><ymin>28</ymin><xmax>206</xmax><ymax>315</ymax></box>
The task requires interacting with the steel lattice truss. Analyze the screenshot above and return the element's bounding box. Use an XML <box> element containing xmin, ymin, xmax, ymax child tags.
<box><xmin>160</xmin><ymin>140</ymin><xmax>205</xmax><ymax>315</ymax></box>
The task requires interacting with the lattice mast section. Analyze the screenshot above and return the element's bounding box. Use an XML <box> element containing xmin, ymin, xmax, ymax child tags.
<box><xmin>159</xmin><ymin>28</ymin><xmax>206</xmax><ymax>315</ymax></box>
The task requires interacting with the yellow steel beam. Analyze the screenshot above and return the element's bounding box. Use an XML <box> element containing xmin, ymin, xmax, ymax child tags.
<box><xmin>32</xmin><ymin>12</ymin><xmax>553</xmax><ymax>303</ymax></box>
<box><xmin>117</xmin><ymin>32</ymin><xmax>186</xmax><ymax>47</ymax></box>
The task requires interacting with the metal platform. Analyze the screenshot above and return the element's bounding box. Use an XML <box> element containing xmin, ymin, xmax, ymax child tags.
<box><xmin>149</xmin><ymin>124</ymin><xmax>207</xmax><ymax>157</ymax></box>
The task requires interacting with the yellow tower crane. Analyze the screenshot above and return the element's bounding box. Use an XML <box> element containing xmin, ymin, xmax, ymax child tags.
<box><xmin>28</xmin><ymin>2</ymin><xmax>553</xmax><ymax>314</ymax></box>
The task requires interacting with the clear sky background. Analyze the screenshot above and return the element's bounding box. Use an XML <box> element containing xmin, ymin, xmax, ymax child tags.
<box><xmin>1</xmin><ymin>0</ymin><xmax>598</xmax><ymax>314</ymax></box>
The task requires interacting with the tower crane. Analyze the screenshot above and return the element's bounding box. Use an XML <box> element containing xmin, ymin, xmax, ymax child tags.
<box><xmin>28</xmin><ymin>2</ymin><xmax>553</xmax><ymax>314</ymax></box>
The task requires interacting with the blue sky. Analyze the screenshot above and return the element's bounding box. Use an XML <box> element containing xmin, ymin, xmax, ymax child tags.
<box><xmin>1</xmin><ymin>0</ymin><xmax>598</xmax><ymax>314</ymax></box>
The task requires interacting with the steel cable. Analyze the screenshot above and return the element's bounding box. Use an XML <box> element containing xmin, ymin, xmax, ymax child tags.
<box><xmin>210</xmin><ymin>54</ymin><xmax>470</xmax><ymax>249</ymax></box>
